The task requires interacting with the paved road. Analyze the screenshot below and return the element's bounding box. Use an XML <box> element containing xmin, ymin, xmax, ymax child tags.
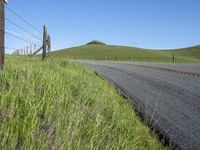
<box><xmin>78</xmin><ymin>61</ymin><xmax>200</xmax><ymax>150</ymax></box>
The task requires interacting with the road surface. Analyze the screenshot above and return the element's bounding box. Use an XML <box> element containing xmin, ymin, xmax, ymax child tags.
<box><xmin>78</xmin><ymin>61</ymin><xmax>200</xmax><ymax>150</ymax></box>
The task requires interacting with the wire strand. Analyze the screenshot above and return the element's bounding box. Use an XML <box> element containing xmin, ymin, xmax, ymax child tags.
<box><xmin>5</xmin><ymin>17</ymin><xmax>42</xmax><ymax>40</ymax></box>
<box><xmin>2</xmin><ymin>29</ymin><xmax>36</xmax><ymax>44</ymax></box>
<box><xmin>13</xmin><ymin>0</ymin><xmax>42</xmax><ymax>27</ymax></box>
<box><xmin>0</xmin><ymin>46</ymin><xmax>18</xmax><ymax>50</ymax></box>
<box><xmin>5</xmin><ymin>5</ymin><xmax>42</xmax><ymax>35</ymax></box>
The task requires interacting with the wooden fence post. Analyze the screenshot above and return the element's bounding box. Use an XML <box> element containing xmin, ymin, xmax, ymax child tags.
<box><xmin>172</xmin><ymin>53</ymin><xmax>175</xmax><ymax>63</ymax></box>
<box><xmin>47</xmin><ymin>34</ymin><xmax>51</xmax><ymax>56</ymax></box>
<box><xmin>34</xmin><ymin>43</ymin><xmax>36</xmax><ymax>51</ymax></box>
<box><xmin>30</xmin><ymin>44</ymin><xmax>32</xmax><ymax>55</ymax></box>
<box><xmin>42</xmin><ymin>25</ymin><xmax>47</xmax><ymax>60</ymax></box>
<box><xmin>0</xmin><ymin>0</ymin><xmax>5</xmax><ymax>69</ymax></box>
<box><xmin>26</xmin><ymin>46</ymin><xmax>29</xmax><ymax>56</ymax></box>
<box><xmin>23</xmin><ymin>48</ymin><xmax>25</xmax><ymax>55</ymax></box>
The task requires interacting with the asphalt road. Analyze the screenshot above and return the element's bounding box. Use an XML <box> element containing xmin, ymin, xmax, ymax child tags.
<box><xmin>78</xmin><ymin>61</ymin><xmax>200</xmax><ymax>150</ymax></box>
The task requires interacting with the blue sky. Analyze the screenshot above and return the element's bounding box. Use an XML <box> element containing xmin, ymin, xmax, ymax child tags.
<box><xmin>5</xmin><ymin>0</ymin><xmax>200</xmax><ymax>53</ymax></box>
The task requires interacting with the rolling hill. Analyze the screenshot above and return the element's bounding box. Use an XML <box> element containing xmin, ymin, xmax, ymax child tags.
<box><xmin>52</xmin><ymin>44</ymin><xmax>200</xmax><ymax>63</ymax></box>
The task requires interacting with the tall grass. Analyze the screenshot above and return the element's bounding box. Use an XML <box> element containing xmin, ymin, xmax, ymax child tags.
<box><xmin>0</xmin><ymin>57</ymin><xmax>166</xmax><ymax>149</ymax></box>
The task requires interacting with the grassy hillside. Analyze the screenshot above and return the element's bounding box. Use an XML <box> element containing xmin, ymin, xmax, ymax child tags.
<box><xmin>0</xmin><ymin>57</ymin><xmax>166</xmax><ymax>149</ymax></box>
<box><xmin>52</xmin><ymin>44</ymin><xmax>200</xmax><ymax>63</ymax></box>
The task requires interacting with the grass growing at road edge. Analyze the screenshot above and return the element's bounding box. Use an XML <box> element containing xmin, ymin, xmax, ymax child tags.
<box><xmin>0</xmin><ymin>57</ymin><xmax>166</xmax><ymax>149</ymax></box>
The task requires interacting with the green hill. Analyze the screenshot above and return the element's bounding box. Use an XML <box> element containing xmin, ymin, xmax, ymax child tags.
<box><xmin>52</xmin><ymin>44</ymin><xmax>200</xmax><ymax>63</ymax></box>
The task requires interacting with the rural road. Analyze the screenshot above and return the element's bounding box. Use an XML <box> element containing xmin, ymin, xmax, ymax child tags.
<box><xmin>77</xmin><ymin>60</ymin><xmax>200</xmax><ymax>150</ymax></box>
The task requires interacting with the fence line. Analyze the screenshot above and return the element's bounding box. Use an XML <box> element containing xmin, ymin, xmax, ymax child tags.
<box><xmin>0</xmin><ymin>0</ymin><xmax>51</xmax><ymax>70</ymax></box>
<box><xmin>68</xmin><ymin>52</ymin><xmax>199</xmax><ymax>63</ymax></box>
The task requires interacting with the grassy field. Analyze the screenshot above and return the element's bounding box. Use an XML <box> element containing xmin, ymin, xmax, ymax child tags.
<box><xmin>0</xmin><ymin>57</ymin><xmax>166</xmax><ymax>149</ymax></box>
<box><xmin>52</xmin><ymin>44</ymin><xmax>200</xmax><ymax>63</ymax></box>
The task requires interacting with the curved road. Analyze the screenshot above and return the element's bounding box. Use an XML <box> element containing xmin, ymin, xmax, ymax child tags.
<box><xmin>78</xmin><ymin>61</ymin><xmax>200</xmax><ymax>150</ymax></box>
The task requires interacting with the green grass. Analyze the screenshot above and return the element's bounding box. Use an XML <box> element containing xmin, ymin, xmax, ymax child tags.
<box><xmin>0</xmin><ymin>56</ymin><xmax>166</xmax><ymax>149</ymax></box>
<box><xmin>52</xmin><ymin>44</ymin><xmax>200</xmax><ymax>63</ymax></box>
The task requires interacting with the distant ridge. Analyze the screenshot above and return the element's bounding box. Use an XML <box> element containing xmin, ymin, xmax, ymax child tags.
<box><xmin>52</xmin><ymin>44</ymin><xmax>200</xmax><ymax>63</ymax></box>
<box><xmin>86</xmin><ymin>40</ymin><xmax>106</xmax><ymax>45</ymax></box>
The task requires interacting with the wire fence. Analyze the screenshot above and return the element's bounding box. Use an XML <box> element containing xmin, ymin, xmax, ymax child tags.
<box><xmin>4</xmin><ymin>2</ymin><xmax>42</xmax><ymax>55</ymax></box>
<box><xmin>65</xmin><ymin>51</ymin><xmax>200</xmax><ymax>63</ymax></box>
<box><xmin>0</xmin><ymin>0</ymin><xmax>51</xmax><ymax>69</ymax></box>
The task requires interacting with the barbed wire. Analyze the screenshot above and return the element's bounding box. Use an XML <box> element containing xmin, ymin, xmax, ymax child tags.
<box><xmin>0</xmin><ymin>29</ymin><xmax>36</xmax><ymax>44</ymax></box>
<box><xmin>0</xmin><ymin>46</ymin><xmax>19</xmax><ymax>50</ymax></box>
<box><xmin>13</xmin><ymin>0</ymin><xmax>42</xmax><ymax>27</ymax></box>
<box><xmin>5</xmin><ymin>5</ymin><xmax>42</xmax><ymax>35</ymax></box>
<box><xmin>5</xmin><ymin>17</ymin><xmax>42</xmax><ymax>40</ymax></box>
<box><xmin>3</xmin><ymin>1</ymin><xmax>45</xmax><ymax>54</ymax></box>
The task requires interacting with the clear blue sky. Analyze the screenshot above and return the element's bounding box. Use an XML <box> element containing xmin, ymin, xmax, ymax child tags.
<box><xmin>5</xmin><ymin>0</ymin><xmax>200</xmax><ymax>53</ymax></box>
